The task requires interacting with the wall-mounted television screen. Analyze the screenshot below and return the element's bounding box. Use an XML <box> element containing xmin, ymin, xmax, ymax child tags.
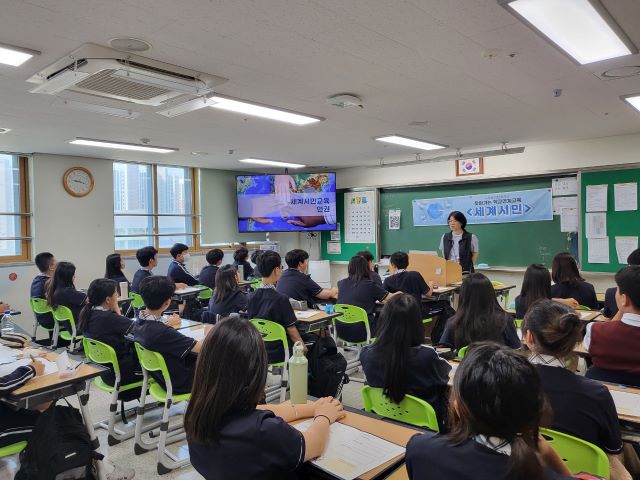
<box><xmin>236</xmin><ymin>173</ymin><xmax>337</xmax><ymax>232</ymax></box>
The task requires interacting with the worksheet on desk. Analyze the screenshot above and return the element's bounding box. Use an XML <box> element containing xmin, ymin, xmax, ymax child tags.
<box><xmin>293</xmin><ymin>419</ymin><xmax>405</xmax><ymax>480</ymax></box>
<box><xmin>609</xmin><ymin>390</ymin><xmax>640</xmax><ymax>418</ymax></box>
<box><xmin>0</xmin><ymin>357</ymin><xmax>58</xmax><ymax>377</ymax></box>
<box><xmin>295</xmin><ymin>310</ymin><xmax>319</xmax><ymax>319</ymax></box>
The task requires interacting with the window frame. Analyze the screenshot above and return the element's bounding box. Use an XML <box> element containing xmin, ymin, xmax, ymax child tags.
<box><xmin>0</xmin><ymin>155</ymin><xmax>31</xmax><ymax>263</ymax></box>
<box><xmin>114</xmin><ymin>162</ymin><xmax>201</xmax><ymax>255</ymax></box>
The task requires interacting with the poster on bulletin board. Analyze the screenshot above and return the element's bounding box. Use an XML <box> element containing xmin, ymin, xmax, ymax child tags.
<box><xmin>344</xmin><ymin>190</ymin><xmax>376</xmax><ymax>243</ymax></box>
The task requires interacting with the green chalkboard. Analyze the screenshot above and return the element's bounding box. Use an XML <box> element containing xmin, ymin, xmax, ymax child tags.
<box><xmin>380</xmin><ymin>178</ymin><xmax>572</xmax><ymax>268</ymax></box>
<box><xmin>321</xmin><ymin>191</ymin><xmax>377</xmax><ymax>261</ymax></box>
<box><xmin>581</xmin><ymin>168</ymin><xmax>640</xmax><ymax>273</ymax></box>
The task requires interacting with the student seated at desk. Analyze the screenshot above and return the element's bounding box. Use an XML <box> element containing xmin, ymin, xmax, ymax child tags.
<box><xmin>406</xmin><ymin>343</ymin><xmax>574</xmax><ymax>480</ymax></box>
<box><xmin>131</xmin><ymin>246</ymin><xmax>158</xmax><ymax>294</ymax></box>
<box><xmin>79</xmin><ymin>278</ymin><xmax>141</xmax><ymax>387</ymax></box>
<box><xmin>276</xmin><ymin>249</ymin><xmax>337</xmax><ymax>308</ymax></box>
<box><xmin>30</xmin><ymin>251</ymin><xmax>57</xmax><ymax>331</ymax></box>
<box><xmin>551</xmin><ymin>253</ymin><xmax>597</xmax><ymax>310</ymax></box>
<box><xmin>250</xmin><ymin>249</ymin><xmax>262</xmax><ymax>278</ymax></box>
<box><xmin>439</xmin><ymin>273</ymin><xmax>520</xmax><ymax>350</ymax></box>
<box><xmin>603</xmin><ymin>249</ymin><xmax>640</xmax><ymax>320</ymax></box>
<box><xmin>199</xmin><ymin>248</ymin><xmax>224</xmax><ymax>290</ymax></box>
<box><xmin>584</xmin><ymin>266</ymin><xmax>640</xmax><ymax>388</ymax></box>
<box><xmin>105</xmin><ymin>253</ymin><xmax>130</xmax><ymax>293</ymax></box>
<box><xmin>247</xmin><ymin>251</ymin><xmax>308</xmax><ymax>361</ymax></box>
<box><xmin>207</xmin><ymin>265</ymin><xmax>247</xmax><ymax>318</ymax></box>
<box><xmin>357</xmin><ymin>250</ymin><xmax>383</xmax><ymax>286</ymax></box>
<box><xmin>337</xmin><ymin>256</ymin><xmax>400</xmax><ymax>335</ymax></box>
<box><xmin>167</xmin><ymin>243</ymin><xmax>199</xmax><ymax>287</ymax></box>
<box><xmin>45</xmin><ymin>261</ymin><xmax>87</xmax><ymax>332</ymax></box>
<box><xmin>523</xmin><ymin>300</ymin><xmax>630</xmax><ymax>480</ymax></box>
<box><xmin>185</xmin><ymin>317</ymin><xmax>344</xmax><ymax>480</ymax></box>
<box><xmin>515</xmin><ymin>264</ymin><xmax>579</xmax><ymax>319</ymax></box>
<box><xmin>232</xmin><ymin>247</ymin><xmax>254</xmax><ymax>280</ymax></box>
<box><xmin>133</xmin><ymin>276</ymin><xmax>202</xmax><ymax>395</ymax></box>
<box><xmin>360</xmin><ymin>294</ymin><xmax>451</xmax><ymax>429</ymax></box>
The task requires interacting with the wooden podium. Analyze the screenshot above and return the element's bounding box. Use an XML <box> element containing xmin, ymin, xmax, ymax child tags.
<box><xmin>408</xmin><ymin>251</ymin><xmax>462</xmax><ymax>286</ymax></box>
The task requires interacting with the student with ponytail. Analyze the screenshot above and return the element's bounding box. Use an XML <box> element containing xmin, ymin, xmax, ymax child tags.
<box><xmin>406</xmin><ymin>342</ymin><xmax>573</xmax><ymax>480</ymax></box>
<box><xmin>523</xmin><ymin>300</ymin><xmax>630</xmax><ymax>480</ymax></box>
<box><xmin>79</xmin><ymin>278</ymin><xmax>141</xmax><ymax>386</ymax></box>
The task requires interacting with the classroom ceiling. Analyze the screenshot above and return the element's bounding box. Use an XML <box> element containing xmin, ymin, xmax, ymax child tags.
<box><xmin>1</xmin><ymin>0</ymin><xmax>640</xmax><ymax>170</ymax></box>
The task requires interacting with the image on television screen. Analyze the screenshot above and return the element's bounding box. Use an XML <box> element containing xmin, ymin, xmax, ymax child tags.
<box><xmin>236</xmin><ymin>173</ymin><xmax>337</xmax><ymax>232</ymax></box>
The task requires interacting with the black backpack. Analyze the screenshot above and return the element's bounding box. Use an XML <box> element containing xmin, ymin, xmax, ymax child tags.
<box><xmin>307</xmin><ymin>336</ymin><xmax>348</xmax><ymax>398</ymax></box>
<box><xmin>16</xmin><ymin>401</ymin><xmax>102</xmax><ymax>480</ymax></box>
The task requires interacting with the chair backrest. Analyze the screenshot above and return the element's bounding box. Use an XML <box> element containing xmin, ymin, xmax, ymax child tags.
<box><xmin>52</xmin><ymin>305</ymin><xmax>75</xmax><ymax>325</ymax></box>
<box><xmin>30</xmin><ymin>297</ymin><xmax>52</xmax><ymax>315</ymax></box>
<box><xmin>129</xmin><ymin>292</ymin><xmax>145</xmax><ymax>309</ymax></box>
<box><xmin>134</xmin><ymin>342</ymin><xmax>171</xmax><ymax>383</ymax></box>
<box><xmin>251</xmin><ymin>278</ymin><xmax>261</xmax><ymax>290</ymax></box>
<box><xmin>249</xmin><ymin>318</ymin><xmax>289</xmax><ymax>366</ymax></box>
<box><xmin>457</xmin><ymin>345</ymin><xmax>469</xmax><ymax>359</ymax></box>
<box><xmin>540</xmin><ymin>428</ymin><xmax>609</xmax><ymax>478</ymax></box>
<box><xmin>333</xmin><ymin>304</ymin><xmax>371</xmax><ymax>344</ymax></box>
<box><xmin>83</xmin><ymin>337</ymin><xmax>120</xmax><ymax>373</ymax></box>
<box><xmin>577</xmin><ymin>305</ymin><xmax>592</xmax><ymax>311</ymax></box>
<box><xmin>491</xmin><ymin>281</ymin><xmax>505</xmax><ymax>287</ymax></box>
<box><xmin>514</xmin><ymin>319</ymin><xmax>523</xmax><ymax>329</ymax></box>
<box><xmin>361</xmin><ymin>385</ymin><xmax>439</xmax><ymax>431</ymax></box>
<box><xmin>196</xmin><ymin>285</ymin><xmax>212</xmax><ymax>300</ymax></box>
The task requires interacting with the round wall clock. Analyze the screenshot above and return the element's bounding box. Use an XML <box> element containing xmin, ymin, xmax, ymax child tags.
<box><xmin>63</xmin><ymin>166</ymin><xmax>94</xmax><ymax>197</ymax></box>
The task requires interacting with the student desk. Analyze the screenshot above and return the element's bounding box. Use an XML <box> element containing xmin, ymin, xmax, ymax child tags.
<box><xmin>422</xmin><ymin>286</ymin><xmax>457</xmax><ymax>302</ymax></box>
<box><xmin>172</xmin><ymin>285</ymin><xmax>208</xmax><ymax>302</ymax></box>
<box><xmin>175</xmin><ymin>318</ymin><xmax>201</xmax><ymax>330</ymax></box>
<box><xmin>507</xmin><ymin>308</ymin><xmax>603</xmax><ymax>322</ymax></box>
<box><xmin>294</xmin><ymin>310</ymin><xmax>342</xmax><ymax>333</ymax></box>
<box><xmin>178</xmin><ymin>324</ymin><xmax>212</xmax><ymax>342</ymax></box>
<box><xmin>238</xmin><ymin>279</ymin><xmax>254</xmax><ymax>290</ymax></box>
<box><xmin>384</xmin><ymin>465</ymin><xmax>408</xmax><ymax>480</ymax></box>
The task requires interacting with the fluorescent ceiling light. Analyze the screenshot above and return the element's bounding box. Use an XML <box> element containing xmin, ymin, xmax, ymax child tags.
<box><xmin>501</xmin><ymin>0</ymin><xmax>636</xmax><ymax>64</ymax></box>
<box><xmin>622</xmin><ymin>94</ymin><xmax>640</xmax><ymax>113</ymax></box>
<box><xmin>0</xmin><ymin>42</ymin><xmax>40</xmax><ymax>67</ymax></box>
<box><xmin>30</xmin><ymin>69</ymin><xmax>90</xmax><ymax>94</ymax></box>
<box><xmin>375</xmin><ymin>135</ymin><xmax>447</xmax><ymax>151</ymax></box>
<box><xmin>69</xmin><ymin>137</ymin><xmax>177</xmax><ymax>153</ymax></box>
<box><xmin>238</xmin><ymin>158</ymin><xmax>306</xmax><ymax>169</ymax></box>
<box><xmin>209</xmin><ymin>95</ymin><xmax>323</xmax><ymax>125</ymax></box>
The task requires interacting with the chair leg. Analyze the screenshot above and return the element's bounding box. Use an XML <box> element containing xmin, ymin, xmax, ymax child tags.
<box><xmin>51</xmin><ymin>323</ymin><xmax>59</xmax><ymax>349</ymax></box>
<box><xmin>279</xmin><ymin>365</ymin><xmax>289</xmax><ymax>403</ymax></box>
<box><xmin>134</xmin><ymin>375</ymin><xmax>157</xmax><ymax>455</ymax></box>
<box><xmin>156</xmin><ymin>398</ymin><xmax>190</xmax><ymax>475</ymax></box>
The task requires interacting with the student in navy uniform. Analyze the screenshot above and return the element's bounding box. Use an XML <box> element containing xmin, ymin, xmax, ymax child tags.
<box><xmin>550</xmin><ymin>252</ymin><xmax>597</xmax><ymax>309</ymax></box>
<box><xmin>131</xmin><ymin>246</ymin><xmax>158</xmax><ymax>294</ymax></box>
<box><xmin>133</xmin><ymin>276</ymin><xmax>203</xmax><ymax>394</ymax></box>
<box><xmin>439</xmin><ymin>273</ymin><xmax>519</xmax><ymax>350</ymax></box>
<box><xmin>105</xmin><ymin>253</ymin><xmax>130</xmax><ymax>291</ymax></box>
<box><xmin>45</xmin><ymin>261</ymin><xmax>87</xmax><ymax>333</ymax></box>
<box><xmin>199</xmin><ymin>249</ymin><xmax>224</xmax><ymax>290</ymax></box>
<box><xmin>360</xmin><ymin>294</ymin><xmax>451</xmax><ymax>429</ymax></box>
<box><xmin>233</xmin><ymin>247</ymin><xmax>254</xmax><ymax>280</ymax></box>
<box><xmin>186</xmin><ymin>317</ymin><xmax>345</xmax><ymax>480</ymax></box>
<box><xmin>584</xmin><ymin>265</ymin><xmax>640</xmax><ymax>388</ymax></box>
<box><xmin>79</xmin><ymin>278</ymin><xmax>141</xmax><ymax>387</ymax></box>
<box><xmin>406</xmin><ymin>343</ymin><xmax>574</xmax><ymax>480</ymax></box>
<box><xmin>247</xmin><ymin>251</ymin><xmax>308</xmax><ymax>362</ymax></box>
<box><xmin>357</xmin><ymin>250</ymin><xmax>383</xmax><ymax>286</ymax></box>
<box><xmin>276</xmin><ymin>249</ymin><xmax>337</xmax><ymax>308</ymax></box>
<box><xmin>207</xmin><ymin>265</ymin><xmax>248</xmax><ymax>319</ymax></box>
<box><xmin>523</xmin><ymin>300</ymin><xmax>630</xmax><ymax>480</ymax></box>
<box><xmin>250</xmin><ymin>250</ymin><xmax>262</xmax><ymax>278</ymax></box>
<box><xmin>603</xmin><ymin>249</ymin><xmax>640</xmax><ymax>320</ymax></box>
<box><xmin>30</xmin><ymin>251</ymin><xmax>57</xmax><ymax>331</ymax></box>
<box><xmin>515</xmin><ymin>264</ymin><xmax>578</xmax><ymax>319</ymax></box>
<box><xmin>167</xmin><ymin>243</ymin><xmax>199</xmax><ymax>287</ymax></box>
<box><xmin>439</xmin><ymin>211</ymin><xmax>479</xmax><ymax>273</ymax></box>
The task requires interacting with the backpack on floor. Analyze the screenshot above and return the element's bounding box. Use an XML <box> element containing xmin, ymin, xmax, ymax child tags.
<box><xmin>16</xmin><ymin>401</ymin><xmax>102</xmax><ymax>480</ymax></box>
<box><xmin>307</xmin><ymin>335</ymin><xmax>348</xmax><ymax>398</ymax></box>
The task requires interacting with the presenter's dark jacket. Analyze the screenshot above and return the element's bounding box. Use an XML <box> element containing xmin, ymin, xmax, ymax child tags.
<box><xmin>30</xmin><ymin>273</ymin><xmax>54</xmax><ymax>329</ymax></box>
<box><xmin>442</xmin><ymin>230</ymin><xmax>475</xmax><ymax>273</ymax></box>
<box><xmin>168</xmin><ymin>260</ymin><xmax>199</xmax><ymax>287</ymax></box>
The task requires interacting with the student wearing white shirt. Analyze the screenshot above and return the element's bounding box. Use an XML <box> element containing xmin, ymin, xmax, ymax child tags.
<box><xmin>439</xmin><ymin>211</ymin><xmax>478</xmax><ymax>273</ymax></box>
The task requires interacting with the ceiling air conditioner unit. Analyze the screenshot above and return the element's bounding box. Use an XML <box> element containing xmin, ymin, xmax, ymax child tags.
<box><xmin>26</xmin><ymin>43</ymin><xmax>227</xmax><ymax>106</ymax></box>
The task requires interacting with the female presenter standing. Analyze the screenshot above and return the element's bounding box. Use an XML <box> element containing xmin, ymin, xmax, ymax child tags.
<box><xmin>439</xmin><ymin>211</ymin><xmax>479</xmax><ymax>273</ymax></box>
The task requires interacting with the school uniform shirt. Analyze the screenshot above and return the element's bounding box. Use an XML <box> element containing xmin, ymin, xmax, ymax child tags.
<box><xmin>383</xmin><ymin>270</ymin><xmax>428</xmax><ymax>306</ymax></box>
<box><xmin>167</xmin><ymin>260</ymin><xmax>199</xmax><ymax>287</ymax></box>
<box><xmin>406</xmin><ymin>434</ymin><xmax>574</xmax><ymax>480</ymax></box>
<box><xmin>188</xmin><ymin>409</ymin><xmax>305</xmax><ymax>480</ymax></box>
<box><xmin>276</xmin><ymin>268</ymin><xmax>323</xmax><ymax>308</ymax></box>
<box><xmin>360</xmin><ymin>344</ymin><xmax>451</xmax><ymax>426</ymax></box>
<box><xmin>208</xmin><ymin>289</ymin><xmax>248</xmax><ymax>317</ymax></box>
<box><xmin>107</xmin><ymin>273</ymin><xmax>130</xmax><ymax>295</ymax></box>
<box><xmin>0</xmin><ymin>366</ymin><xmax>40</xmax><ymax>448</ymax></box>
<box><xmin>370</xmin><ymin>270</ymin><xmax>383</xmax><ymax>287</ymax></box>
<box><xmin>550</xmin><ymin>281</ymin><xmax>597</xmax><ymax>309</ymax></box>
<box><xmin>603</xmin><ymin>286</ymin><xmax>618</xmax><ymax>318</ymax></box>
<box><xmin>131</xmin><ymin>268</ymin><xmax>152</xmax><ymax>293</ymax></box>
<box><xmin>439</xmin><ymin>312</ymin><xmax>520</xmax><ymax>350</ymax></box>
<box><xmin>52</xmin><ymin>287</ymin><xmax>87</xmax><ymax>330</ymax></box>
<box><xmin>133</xmin><ymin>312</ymin><xmax>197</xmax><ymax>394</ymax></box>
<box><xmin>233</xmin><ymin>260</ymin><xmax>254</xmax><ymax>280</ymax></box>
<box><xmin>514</xmin><ymin>295</ymin><xmax>526</xmax><ymax>320</ymax></box>
<box><xmin>336</xmin><ymin>277</ymin><xmax>389</xmax><ymax>321</ymax></box>
<box><xmin>530</xmin><ymin>354</ymin><xmax>622</xmax><ymax>454</ymax></box>
<box><xmin>198</xmin><ymin>265</ymin><xmax>219</xmax><ymax>290</ymax></box>
<box><xmin>30</xmin><ymin>273</ymin><xmax>54</xmax><ymax>329</ymax></box>
<box><xmin>82</xmin><ymin>307</ymin><xmax>140</xmax><ymax>386</ymax></box>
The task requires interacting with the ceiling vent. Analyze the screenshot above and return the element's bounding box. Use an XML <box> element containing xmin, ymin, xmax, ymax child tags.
<box><xmin>26</xmin><ymin>43</ymin><xmax>227</xmax><ymax>106</ymax></box>
<box><xmin>593</xmin><ymin>65</ymin><xmax>640</xmax><ymax>81</ymax></box>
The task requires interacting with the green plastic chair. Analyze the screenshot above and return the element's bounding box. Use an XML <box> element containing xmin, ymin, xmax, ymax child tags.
<box><xmin>251</xmin><ymin>278</ymin><xmax>261</xmax><ymax>290</ymax></box>
<box><xmin>362</xmin><ymin>386</ymin><xmax>439</xmax><ymax>431</ymax></box>
<box><xmin>133</xmin><ymin>342</ymin><xmax>191</xmax><ymax>474</ymax></box>
<box><xmin>195</xmin><ymin>285</ymin><xmax>212</xmax><ymax>301</ymax></box>
<box><xmin>250</xmin><ymin>319</ymin><xmax>289</xmax><ymax>402</ymax></box>
<box><xmin>0</xmin><ymin>441</ymin><xmax>27</xmax><ymax>458</ymax></box>
<box><xmin>541</xmin><ymin>428</ymin><xmax>610</xmax><ymax>478</ymax></box>
<box><xmin>457</xmin><ymin>345</ymin><xmax>469</xmax><ymax>359</ymax></box>
<box><xmin>332</xmin><ymin>304</ymin><xmax>373</xmax><ymax>346</ymax></box>
<box><xmin>577</xmin><ymin>305</ymin><xmax>592</xmax><ymax>311</ymax></box>
<box><xmin>83</xmin><ymin>338</ymin><xmax>144</xmax><ymax>445</ymax></box>
<box><xmin>129</xmin><ymin>292</ymin><xmax>145</xmax><ymax>313</ymax></box>
<box><xmin>29</xmin><ymin>297</ymin><xmax>55</xmax><ymax>340</ymax></box>
<box><xmin>422</xmin><ymin>317</ymin><xmax>433</xmax><ymax>325</ymax></box>
<box><xmin>514</xmin><ymin>319</ymin><xmax>523</xmax><ymax>329</ymax></box>
<box><xmin>52</xmin><ymin>305</ymin><xmax>82</xmax><ymax>351</ymax></box>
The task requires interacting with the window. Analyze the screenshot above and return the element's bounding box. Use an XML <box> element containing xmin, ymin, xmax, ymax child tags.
<box><xmin>0</xmin><ymin>154</ymin><xmax>31</xmax><ymax>262</ymax></box>
<box><xmin>113</xmin><ymin>162</ymin><xmax>199</xmax><ymax>252</ymax></box>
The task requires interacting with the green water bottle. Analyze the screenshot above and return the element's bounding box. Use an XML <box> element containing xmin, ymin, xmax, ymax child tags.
<box><xmin>288</xmin><ymin>341</ymin><xmax>308</xmax><ymax>405</ymax></box>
